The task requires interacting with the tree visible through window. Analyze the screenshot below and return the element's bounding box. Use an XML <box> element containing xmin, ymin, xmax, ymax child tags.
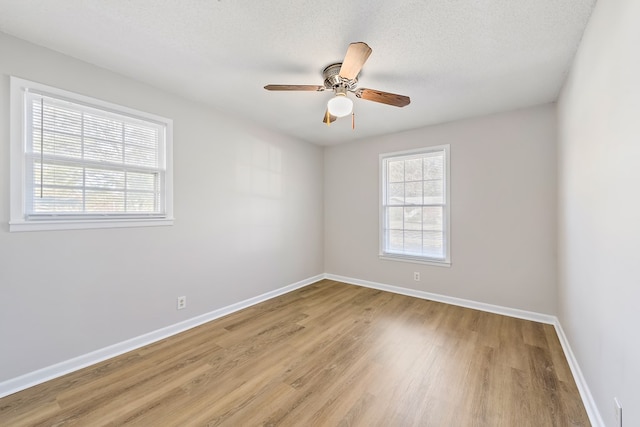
<box><xmin>10</xmin><ymin>77</ymin><xmax>173</xmax><ymax>231</ymax></box>
<box><xmin>380</xmin><ymin>145</ymin><xmax>450</xmax><ymax>265</ymax></box>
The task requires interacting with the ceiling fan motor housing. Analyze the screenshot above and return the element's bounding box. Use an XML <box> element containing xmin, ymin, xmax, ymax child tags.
<box><xmin>322</xmin><ymin>63</ymin><xmax>358</xmax><ymax>91</ymax></box>
<box><xmin>263</xmin><ymin>43</ymin><xmax>410</xmax><ymax>116</ymax></box>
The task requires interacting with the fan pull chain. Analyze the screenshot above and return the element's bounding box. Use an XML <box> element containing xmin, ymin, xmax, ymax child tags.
<box><xmin>352</xmin><ymin>111</ymin><xmax>355</xmax><ymax>130</ymax></box>
<box><xmin>326</xmin><ymin>110</ymin><xmax>331</xmax><ymax>127</ymax></box>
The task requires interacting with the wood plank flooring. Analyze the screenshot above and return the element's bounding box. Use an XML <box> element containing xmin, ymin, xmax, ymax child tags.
<box><xmin>0</xmin><ymin>280</ymin><xmax>590</xmax><ymax>426</ymax></box>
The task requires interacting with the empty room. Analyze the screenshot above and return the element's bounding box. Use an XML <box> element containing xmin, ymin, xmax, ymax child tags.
<box><xmin>0</xmin><ymin>1</ymin><xmax>638</xmax><ymax>426</ymax></box>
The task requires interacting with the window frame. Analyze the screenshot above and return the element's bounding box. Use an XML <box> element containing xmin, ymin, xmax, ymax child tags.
<box><xmin>9</xmin><ymin>76</ymin><xmax>174</xmax><ymax>232</ymax></box>
<box><xmin>379</xmin><ymin>145</ymin><xmax>451</xmax><ymax>267</ymax></box>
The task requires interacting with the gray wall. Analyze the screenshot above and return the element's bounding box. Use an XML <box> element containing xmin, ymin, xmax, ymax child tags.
<box><xmin>0</xmin><ymin>34</ymin><xmax>324</xmax><ymax>381</ymax></box>
<box><xmin>324</xmin><ymin>104</ymin><xmax>558</xmax><ymax>314</ymax></box>
<box><xmin>558</xmin><ymin>0</ymin><xmax>640</xmax><ymax>425</ymax></box>
<box><xmin>7</xmin><ymin>4</ymin><xmax>640</xmax><ymax>422</ymax></box>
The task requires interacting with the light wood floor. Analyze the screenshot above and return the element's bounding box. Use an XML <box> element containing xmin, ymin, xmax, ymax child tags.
<box><xmin>0</xmin><ymin>280</ymin><xmax>590</xmax><ymax>426</ymax></box>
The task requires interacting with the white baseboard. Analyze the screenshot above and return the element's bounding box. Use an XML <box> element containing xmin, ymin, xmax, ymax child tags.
<box><xmin>324</xmin><ymin>273</ymin><xmax>604</xmax><ymax>427</ymax></box>
<box><xmin>0</xmin><ymin>272</ymin><xmax>605</xmax><ymax>427</ymax></box>
<box><xmin>553</xmin><ymin>321</ymin><xmax>605</xmax><ymax>427</ymax></box>
<box><xmin>324</xmin><ymin>273</ymin><xmax>557</xmax><ymax>324</ymax></box>
<box><xmin>0</xmin><ymin>274</ymin><xmax>324</xmax><ymax>399</ymax></box>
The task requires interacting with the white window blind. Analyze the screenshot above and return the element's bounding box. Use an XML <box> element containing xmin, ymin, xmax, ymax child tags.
<box><xmin>380</xmin><ymin>145</ymin><xmax>450</xmax><ymax>265</ymax></box>
<box><xmin>10</xmin><ymin>77</ymin><xmax>173</xmax><ymax>231</ymax></box>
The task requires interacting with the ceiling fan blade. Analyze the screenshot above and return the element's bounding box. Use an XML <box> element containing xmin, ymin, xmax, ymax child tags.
<box><xmin>339</xmin><ymin>42</ymin><xmax>372</xmax><ymax>80</ymax></box>
<box><xmin>264</xmin><ymin>84</ymin><xmax>325</xmax><ymax>91</ymax></box>
<box><xmin>322</xmin><ymin>110</ymin><xmax>337</xmax><ymax>124</ymax></box>
<box><xmin>355</xmin><ymin>88</ymin><xmax>411</xmax><ymax>107</ymax></box>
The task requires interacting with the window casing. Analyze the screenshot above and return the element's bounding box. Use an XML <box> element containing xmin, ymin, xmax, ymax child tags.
<box><xmin>10</xmin><ymin>77</ymin><xmax>173</xmax><ymax>231</ymax></box>
<box><xmin>380</xmin><ymin>145</ymin><xmax>450</xmax><ymax>266</ymax></box>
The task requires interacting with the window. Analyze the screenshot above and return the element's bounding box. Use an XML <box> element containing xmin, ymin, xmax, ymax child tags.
<box><xmin>10</xmin><ymin>77</ymin><xmax>173</xmax><ymax>231</ymax></box>
<box><xmin>380</xmin><ymin>145</ymin><xmax>450</xmax><ymax>266</ymax></box>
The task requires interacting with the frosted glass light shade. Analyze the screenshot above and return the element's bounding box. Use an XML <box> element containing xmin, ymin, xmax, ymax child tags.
<box><xmin>327</xmin><ymin>94</ymin><xmax>353</xmax><ymax>117</ymax></box>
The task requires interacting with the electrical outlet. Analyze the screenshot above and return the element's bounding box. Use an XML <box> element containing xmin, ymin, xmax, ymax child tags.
<box><xmin>413</xmin><ymin>272</ymin><xmax>420</xmax><ymax>281</ymax></box>
<box><xmin>614</xmin><ymin>397</ymin><xmax>622</xmax><ymax>427</ymax></box>
<box><xmin>177</xmin><ymin>296</ymin><xmax>187</xmax><ymax>310</ymax></box>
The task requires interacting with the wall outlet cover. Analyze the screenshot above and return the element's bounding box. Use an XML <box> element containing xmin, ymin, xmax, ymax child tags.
<box><xmin>177</xmin><ymin>296</ymin><xmax>187</xmax><ymax>310</ymax></box>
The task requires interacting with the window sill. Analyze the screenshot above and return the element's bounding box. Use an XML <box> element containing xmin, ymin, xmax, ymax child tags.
<box><xmin>379</xmin><ymin>254</ymin><xmax>451</xmax><ymax>268</ymax></box>
<box><xmin>9</xmin><ymin>217</ymin><xmax>174</xmax><ymax>232</ymax></box>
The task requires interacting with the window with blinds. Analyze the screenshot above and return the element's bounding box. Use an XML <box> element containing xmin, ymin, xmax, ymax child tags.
<box><xmin>10</xmin><ymin>77</ymin><xmax>173</xmax><ymax>231</ymax></box>
<box><xmin>380</xmin><ymin>145</ymin><xmax>450</xmax><ymax>265</ymax></box>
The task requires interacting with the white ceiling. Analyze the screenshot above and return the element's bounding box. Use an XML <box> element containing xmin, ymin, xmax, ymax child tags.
<box><xmin>0</xmin><ymin>0</ymin><xmax>595</xmax><ymax>146</ymax></box>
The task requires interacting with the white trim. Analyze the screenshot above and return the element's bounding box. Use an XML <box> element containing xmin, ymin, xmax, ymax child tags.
<box><xmin>324</xmin><ymin>273</ymin><xmax>604</xmax><ymax>426</ymax></box>
<box><xmin>0</xmin><ymin>274</ymin><xmax>323</xmax><ymax>399</ymax></box>
<box><xmin>9</xmin><ymin>217</ymin><xmax>174</xmax><ymax>232</ymax></box>
<box><xmin>9</xmin><ymin>76</ymin><xmax>174</xmax><ymax>232</ymax></box>
<box><xmin>379</xmin><ymin>254</ymin><xmax>451</xmax><ymax>268</ymax></box>
<box><xmin>0</xmin><ymin>272</ymin><xmax>604</xmax><ymax>427</ymax></box>
<box><xmin>553</xmin><ymin>321</ymin><xmax>605</xmax><ymax>427</ymax></box>
<box><xmin>379</xmin><ymin>144</ymin><xmax>451</xmax><ymax>265</ymax></box>
<box><xmin>324</xmin><ymin>273</ymin><xmax>555</xmax><ymax>324</ymax></box>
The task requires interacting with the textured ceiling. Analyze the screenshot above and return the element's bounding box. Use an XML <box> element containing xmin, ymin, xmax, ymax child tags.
<box><xmin>0</xmin><ymin>0</ymin><xmax>595</xmax><ymax>145</ymax></box>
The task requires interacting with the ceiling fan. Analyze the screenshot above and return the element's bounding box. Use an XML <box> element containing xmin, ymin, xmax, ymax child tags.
<box><xmin>264</xmin><ymin>42</ymin><xmax>410</xmax><ymax>125</ymax></box>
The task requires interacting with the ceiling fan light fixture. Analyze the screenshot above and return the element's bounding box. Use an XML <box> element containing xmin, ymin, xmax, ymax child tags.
<box><xmin>264</xmin><ymin>42</ymin><xmax>410</xmax><ymax>124</ymax></box>
<box><xmin>327</xmin><ymin>93</ymin><xmax>353</xmax><ymax>118</ymax></box>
